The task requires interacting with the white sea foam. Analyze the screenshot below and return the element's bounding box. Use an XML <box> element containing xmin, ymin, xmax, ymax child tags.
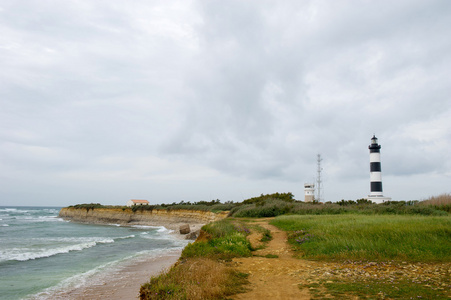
<box><xmin>36</xmin><ymin>216</ymin><xmax>65</xmax><ymax>222</ymax></box>
<box><xmin>1</xmin><ymin>207</ymin><xmax>185</xmax><ymax>300</ymax></box>
<box><xmin>116</xmin><ymin>234</ymin><xmax>135</xmax><ymax>240</ymax></box>
<box><xmin>156</xmin><ymin>226</ymin><xmax>170</xmax><ymax>232</ymax></box>
<box><xmin>1</xmin><ymin>208</ymin><xmax>31</xmax><ymax>214</ymax></box>
<box><xmin>0</xmin><ymin>238</ymin><xmax>116</xmax><ymax>262</ymax></box>
<box><xmin>28</xmin><ymin>259</ymin><xmax>122</xmax><ymax>300</ymax></box>
<box><xmin>13</xmin><ymin>215</ymin><xmax>63</xmax><ymax>222</ymax></box>
<box><xmin>1</xmin><ymin>224</ymin><xmax>8</xmax><ymax>226</ymax></box>
<box><xmin>27</xmin><ymin>247</ymin><xmax>183</xmax><ymax>300</ymax></box>
<box><xmin>130</xmin><ymin>225</ymin><xmax>160</xmax><ymax>229</ymax></box>
<box><xmin>0</xmin><ymin>208</ymin><xmax>18</xmax><ymax>212</ymax></box>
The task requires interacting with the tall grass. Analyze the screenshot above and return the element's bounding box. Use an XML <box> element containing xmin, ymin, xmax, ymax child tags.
<box><xmin>420</xmin><ymin>193</ymin><xmax>451</xmax><ymax>213</ymax></box>
<box><xmin>139</xmin><ymin>258</ymin><xmax>248</xmax><ymax>299</ymax></box>
<box><xmin>271</xmin><ymin>215</ymin><xmax>451</xmax><ymax>262</ymax></box>
<box><xmin>140</xmin><ymin>219</ymin><xmax>251</xmax><ymax>299</ymax></box>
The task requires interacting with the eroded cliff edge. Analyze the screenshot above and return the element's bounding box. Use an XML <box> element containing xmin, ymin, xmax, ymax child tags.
<box><xmin>59</xmin><ymin>207</ymin><xmax>229</xmax><ymax>231</ymax></box>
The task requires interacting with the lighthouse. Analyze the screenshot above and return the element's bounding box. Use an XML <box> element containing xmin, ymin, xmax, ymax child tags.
<box><xmin>367</xmin><ymin>135</ymin><xmax>391</xmax><ymax>204</ymax></box>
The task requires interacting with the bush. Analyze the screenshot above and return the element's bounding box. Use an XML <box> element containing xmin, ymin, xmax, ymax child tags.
<box><xmin>230</xmin><ymin>199</ymin><xmax>293</xmax><ymax>218</ymax></box>
<box><xmin>242</xmin><ymin>192</ymin><xmax>294</xmax><ymax>205</ymax></box>
<box><xmin>228</xmin><ymin>197</ymin><xmax>450</xmax><ymax>217</ymax></box>
<box><xmin>69</xmin><ymin>203</ymin><xmax>105</xmax><ymax>212</ymax></box>
<box><xmin>181</xmin><ymin>219</ymin><xmax>252</xmax><ymax>260</ymax></box>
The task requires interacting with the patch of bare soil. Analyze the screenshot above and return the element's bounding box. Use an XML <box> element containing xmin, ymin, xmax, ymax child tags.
<box><xmin>231</xmin><ymin>219</ymin><xmax>313</xmax><ymax>299</ymax></box>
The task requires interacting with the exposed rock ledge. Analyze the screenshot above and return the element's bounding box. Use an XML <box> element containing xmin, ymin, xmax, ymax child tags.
<box><xmin>58</xmin><ymin>207</ymin><xmax>228</xmax><ymax>231</ymax></box>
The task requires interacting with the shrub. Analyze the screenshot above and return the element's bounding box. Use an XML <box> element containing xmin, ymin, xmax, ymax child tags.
<box><xmin>241</xmin><ymin>192</ymin><xmax>294</xmax><ymax>205</ymax></box>
<box><xmin>181</xmin><ymin>219</ymin><xmax>252</xmax><ymax>260</ymax></box>
<box><xmin>231</xmin><ymin>199</ymin><xmax>293</xmax><ymax>218</ymax></box>
<box><xmin>69</xmin><ymin>203</ymin><xmax>105</xmax><ymax>212</ymax></box>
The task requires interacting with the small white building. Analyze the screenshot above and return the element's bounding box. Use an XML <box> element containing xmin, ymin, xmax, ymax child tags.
<box><xmin>304</xmin><ymin>183</ymin><xmax>315</xmax><ymax>202</ymax></box>
<box><xmin>126</xmin><ymin>199</ymin><xmax>149</xmax><ymax>207</ymax></box>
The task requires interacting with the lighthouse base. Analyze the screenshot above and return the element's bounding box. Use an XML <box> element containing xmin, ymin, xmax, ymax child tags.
<box><xmin>366</xmin><ymin>196</ymin><xmax>392</xmax><ymax>204</ymax></box>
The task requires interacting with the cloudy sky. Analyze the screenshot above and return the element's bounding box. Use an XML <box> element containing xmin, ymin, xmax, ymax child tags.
<box><xmin>1</xmin><ymin>0</ymin><xmax>450</xmax><ymax>207</ymax></box>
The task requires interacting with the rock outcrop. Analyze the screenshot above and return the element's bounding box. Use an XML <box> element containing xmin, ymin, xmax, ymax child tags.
<box><xmin>58</xmin><ymin>207</ymin><xmax>228</xmax><ymax>230</ymax></box>
<box><xmin>179</xmin><ymin>224</ymin><xmax>191</xmax><ymax>234</ymax></box>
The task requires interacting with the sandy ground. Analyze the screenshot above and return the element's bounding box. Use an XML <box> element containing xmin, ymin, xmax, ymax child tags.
<box><xmin>231</xmin><ymin>220</ymin><xmax>312</xmax><ymax>300</ymax></box>
<box><xmin>230</xmin><ymin>219</ymin><xmax>450</xmax><ymax>299</ymax></box>
<box><xmin>45</xmin><ymin>252</ymin><xmax>180</xmax><ymax>300</ymax></box>
<box><xmin>33</xmin><ymin>224</ymin><xmax>203</xmax><ymax>300</ymax></box>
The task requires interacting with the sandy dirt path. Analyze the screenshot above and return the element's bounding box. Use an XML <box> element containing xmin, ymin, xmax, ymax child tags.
<box><xmin>231</xmin><ymin>219</ymin><xmax>312</xmax><ymax>300</ymax></box>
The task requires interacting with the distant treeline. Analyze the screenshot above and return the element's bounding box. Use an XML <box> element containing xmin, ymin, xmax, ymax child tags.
<box><xmin>69</xmin><ymin>192</ymin><xmax>451</xmax><ymax>217</ymax></box>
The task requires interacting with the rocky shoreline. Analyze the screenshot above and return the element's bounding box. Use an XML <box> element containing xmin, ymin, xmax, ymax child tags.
<box><xmin>59</xmin><ymin>207</ymin><xmax>228</xmax><ymax>238</ymax></box>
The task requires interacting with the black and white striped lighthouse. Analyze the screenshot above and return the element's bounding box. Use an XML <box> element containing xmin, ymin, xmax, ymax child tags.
<box><xmin>367</xmin><ymin>135</ymin><xmax>391</xmax><ymax>204</ymax></box>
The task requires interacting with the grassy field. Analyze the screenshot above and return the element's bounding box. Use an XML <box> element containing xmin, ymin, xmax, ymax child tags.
<box><xmin>305</xmin><ymin>277</ymin><xmax>450</xmax><ymax>299</ymax></box>
<box><xmin>273</xmin><ymin>214</ymin><xmax>451</xmax><ymax>299</ymax></box>
<box><xmin>271</xmin><ymin>214</ymin><xmax>451</xmax><ymax>262</ymax></box>
<box><xmin>137</xmin><ymin>195</ymin><xmax>451</xmax><ymax>299</ymax></box>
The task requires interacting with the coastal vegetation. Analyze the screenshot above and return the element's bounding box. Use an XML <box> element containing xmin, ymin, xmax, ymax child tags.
<box><xmin>138</xmin><ymin>193</ymin><xmax>450</xmax><ymax>299</ymax></box>
<box><xmin>227</xmin><ymin>193</ymin><xmax>450</xmax><ymax>217</ymax></box>
<box><xmin>271</xmin><ymin>214</ymin><xmax>451</xmax><ymax>262</ymax></box>
<box><xmin>140</xmin><ymin>258</ymin><xmax>248</xmax><ymax>300</ymax></box>
<box><xmin>271</xmin><ymin>214</ymin><xmax>451</xmax><ymax>298</ymax></box>
<box><xmin>139</xmin><ymin>218</ymin><xmax>252</xmax><ymax>299</ymax></box>
<box><xmin>180</xmin><ymin>219</ymin><xmax>253</xmax><ymax>260</ymax></box>
<box><xmin>419</xmin><ymin>192</ymin><xmax>451</xmax><ymax>213</ymax></box>
<box><xmin>69</xmin><ymin>192</ymin><xmax>451</xmax><ymax>216</ymax></box>
<box><xmin>67</xmin><ymin>193</ymin><xmax>451</xmax><ymax>298</ymax></box>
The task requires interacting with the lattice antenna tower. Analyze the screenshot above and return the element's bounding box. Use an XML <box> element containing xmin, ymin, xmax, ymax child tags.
<box><xmin>316</xmin><ymin>154</ymin><xmax>322</xmax><ymax>202</ymax></box>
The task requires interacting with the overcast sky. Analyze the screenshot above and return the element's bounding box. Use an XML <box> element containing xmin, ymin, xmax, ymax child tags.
<box><xmin>1</xmin><ymin>0</ymin><xmax>450</xmax><ymax>207</ymax></box>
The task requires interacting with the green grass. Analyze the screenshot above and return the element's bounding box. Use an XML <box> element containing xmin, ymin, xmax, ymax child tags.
<box><xmin>181</xmin><ymin>219</ymin><xmax>252</xmax><ymax>260</ymax></box>
<box><xmin>302</xmin><ymin>278</ymin><xmax>450</xmax><ymax>299</ymax></box>
<box><xmin>259</xmin><ymin>228</ymin><xmax>273</xmax><ymax>242</ymax></box>
<box><xmin>271</xmin><ymin>214</ymin><xmax>451</xmax><ymax>262</ymax></box>
<box><xmin>141</xmin><ymin>219</ymin><xmax>252</xmax><ymax>299</ymax></box>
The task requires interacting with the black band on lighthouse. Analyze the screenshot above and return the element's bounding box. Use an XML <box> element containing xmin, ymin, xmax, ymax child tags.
<box><xmin>371</xmin><ymin>182</ymin><xmax>383</xmax><ymax>192</ymax></box>
<box><xmin>370</xmin><ymin>162</ymin><xmax>381</xmax><ymax>172</ymax></box>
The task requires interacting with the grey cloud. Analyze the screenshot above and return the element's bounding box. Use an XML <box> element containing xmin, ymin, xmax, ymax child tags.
<box><xmin>1</xmin><ymin>0</ymin><xmax>450</xmax><ymax>205</ymax></box>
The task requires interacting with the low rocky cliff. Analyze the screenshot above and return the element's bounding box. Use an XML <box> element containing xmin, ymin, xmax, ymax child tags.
<box><xmin>58</xmin><ymin>207</ymin><xmax>228</xmax><ymax>230</ymax></box>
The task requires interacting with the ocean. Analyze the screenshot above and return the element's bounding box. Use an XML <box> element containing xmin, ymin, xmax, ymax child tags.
<box><xmin>0</xmin><ymin>206</ymin><xmax>188</xmax><ymax>300</ymax></box>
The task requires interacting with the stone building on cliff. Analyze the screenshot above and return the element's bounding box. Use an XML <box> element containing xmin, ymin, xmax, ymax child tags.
<box><xmin>126</xmin><ymin>199</ymin><xmax>149</xmax><ymax>207</ymax></box>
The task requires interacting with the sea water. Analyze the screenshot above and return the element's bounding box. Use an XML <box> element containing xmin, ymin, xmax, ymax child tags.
<box><xmin>0</xmin><ymin>206</ymin><xmax>188</xmax><ymax>300</ymax></box>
